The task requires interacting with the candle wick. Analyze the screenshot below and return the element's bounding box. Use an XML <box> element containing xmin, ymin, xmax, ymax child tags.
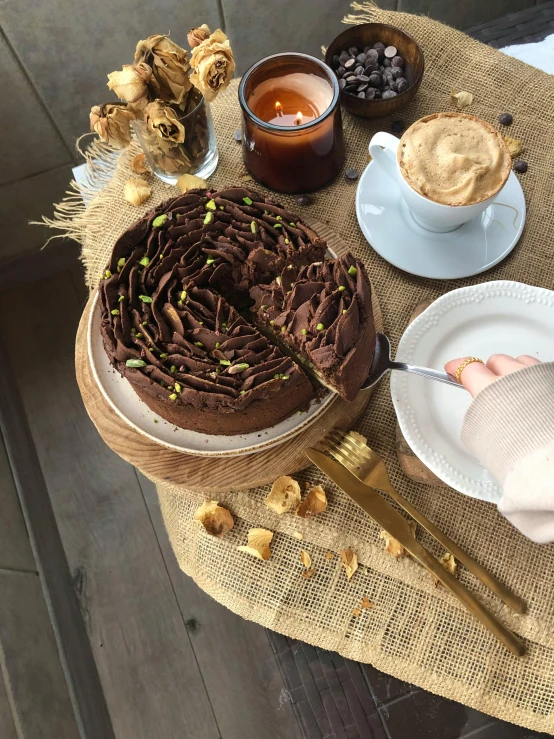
<box><xmin>294</xmin><ymin>111</ymin><xmax>303</xmax><ymax>126</ymax></box>
<box><xmin>275</xmin><ymin>101</ymin><xmax>283</xmax><ymax>116</ymax></box>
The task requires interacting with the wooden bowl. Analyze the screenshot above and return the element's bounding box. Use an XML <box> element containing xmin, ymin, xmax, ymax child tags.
<box><xmin>325</xmin><ymin>23</ymin><xmax>424</xmax><ymax>119</ymax></box>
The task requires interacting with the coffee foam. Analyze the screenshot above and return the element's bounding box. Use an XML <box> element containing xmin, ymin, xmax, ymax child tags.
<box><xmin>398</xmin><ymin>113</ymin><xmax>512</xmax><ymax>206</ymax></box>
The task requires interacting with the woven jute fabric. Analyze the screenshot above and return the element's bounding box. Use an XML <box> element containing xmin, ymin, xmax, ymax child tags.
<box><xmin>65</xmin><ymin>6</ymin><xmax>554</xmax><ymax>732</ymax></box>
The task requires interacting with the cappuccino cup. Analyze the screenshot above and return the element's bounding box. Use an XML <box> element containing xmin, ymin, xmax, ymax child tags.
<box><xmin>368</xmin><ymin>112</ymin><xmax>512</xmax><ymax>233</ymax></box>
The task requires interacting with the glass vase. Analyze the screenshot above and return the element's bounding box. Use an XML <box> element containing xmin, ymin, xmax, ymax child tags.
<box><xmin>133</xmin><ymin>93</ymin><xmax>218</xmax><ymax>184</ymax></box>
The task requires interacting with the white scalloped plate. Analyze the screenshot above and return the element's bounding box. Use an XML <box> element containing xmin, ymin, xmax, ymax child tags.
<box><xmin>87</xmin><ymin>290</ymin><xmax>337</xmax><ymax>457</ymax></box>
<box><xmin>391</xmin><ymin>281</ymin><xmax>554</xmax><ymax>501</ymax></box>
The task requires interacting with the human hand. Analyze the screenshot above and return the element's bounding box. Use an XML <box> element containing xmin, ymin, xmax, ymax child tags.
<box><xmin>444</xmin><ymin>354</ymin><xmax>541</xmax><ymax>398</ymax></box>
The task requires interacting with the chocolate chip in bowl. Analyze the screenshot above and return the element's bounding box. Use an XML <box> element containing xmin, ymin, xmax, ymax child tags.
<box><xmin>325</xmin><ymin>23</ymin><xmax>424</xmax><ymax>119</ymax></box>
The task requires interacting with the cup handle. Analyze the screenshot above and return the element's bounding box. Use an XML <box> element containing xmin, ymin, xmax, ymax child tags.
<box><xmin>369</xmin><ymin>131</ymin><xmax>401</xmax><ymax>183</ymax></box>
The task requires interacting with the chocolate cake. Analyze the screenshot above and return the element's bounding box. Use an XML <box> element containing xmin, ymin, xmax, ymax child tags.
<box><xmin>250</xmin><ymin>255</ymin><xmax>375</xmax><ymax>401</ymax></box>
<box><xmin>99</xmin><ymin>186</ymin><xmax>375</xmax><ymax>434</ymax></box>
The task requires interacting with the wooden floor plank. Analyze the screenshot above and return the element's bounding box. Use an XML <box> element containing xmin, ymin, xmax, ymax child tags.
<box><xmin>0</xmin><ymin>434</ymin><xmax>36</xmax><ymax>573</ymax></box>
<box><xmin>138</xmin><ymin>472</ymin><xmax>303</xmax><ymax>739</ymax></box>
<box><xmin>0</xmin><ymin>661</ymin><xmax>18</xmax><ymax>739</ymax></box>
<box><xmin>0</xmin><ymin>570</ymin><xmax>80</xmax><ymax>738</ymax></box>
<box><xmin>0</xmin><ymin>272</ymin><xmax>220</xmax><ymax>739</ymax></box>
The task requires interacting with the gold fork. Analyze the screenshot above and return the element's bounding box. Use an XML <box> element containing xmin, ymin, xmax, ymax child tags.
<box><xmin>323</xmin><ymin>429</ymin><xmax>526</xmax><ymax>615</ymax></box>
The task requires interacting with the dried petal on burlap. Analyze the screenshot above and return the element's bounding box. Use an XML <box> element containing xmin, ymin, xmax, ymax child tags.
<box><xmin>340</xmin><ymin>548</ymin><xmax>358</xmax><ymax>581</ymax></box>
<box><xmin>503</xmin><ymin>135</ymin><xmax>523</xmax><ymax>157</ymax></box>
<box><xmin>176</xmin><ymin>173</ymin><xmax>207</xmax><ymax>192</ymax></box>
<box><xmin>237</xmin><ymin>528</ymin><xmax>273</xmax><ymax>560</ymax></box>
<box><xmin>131</xmin><ymin>153</ymin><xmax>148</xmax><ymax>174</ymax></box>
<box><xmin>352</xmin><ymin>607</ymin><xmax>361</xmax><ymax>617</ymax></box>
<box><xmin>194</xmin><ymin>500</ymin><xmax>234</xmax><ymax>537</ymax></box>
<box><xmin>190</xmin><ymin>29</ymin><xmax>235</xmax><ymax>102</ymax></box>
<box><xmin>134</xmin><ymin>34</ymin><xmax>192</xmax><ymax>105</ymax></box>
<box><xmin>89</xmin><ymin>103</ymin><xmax>135</xmax><ymax>149</ymax></box>
<box><xmin>380</xmin><ymin>521</ymin><xmax>417</xmax><ymax>559</ymax></box>
<box><xmin>266</xmin><ymin>475</ymin><xmax>302</xmax><ymax>514</ymax></box>
<box><xmin>300</xmin><ymin>550</ymin><xmax>312</xmax><ymax>569</ymax></box>
<box><xmin>450</xmin><ymin>88</ymin><xmax>473</xmax><ymax>109</ymax></box>
<box><xmin>292</xmin><ymin>531</ymin><xmax>303</xmax><ymax>540</ymax></box>
<box><xmin>296</xmin><ymin>485</ymin><xmax>328</xmax><ymax>518</ymax></box>
<box><xmin>302</xmin><ymin>568</ymin><xmax>315</xmax><ymax>579</ymax></box>
<box><xmin>434</xmin><ymin>552</ymin><xmax>457</xmax><ymax>587</ymax></box>
<box><xmin>361</xmin><ymin>596</ymin><xmax>373</xmax><ymax>609</ymax></box>
<box><xmin>123</xmin><ymin>178</ymin><xmax>151</xmax><ymax>206</ymax></box>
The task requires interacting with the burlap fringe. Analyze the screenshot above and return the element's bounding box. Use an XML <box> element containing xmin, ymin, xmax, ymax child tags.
<box><xmin>31</xmin><ymin>136</ymin><xmax>122</xmax><ymax>249</ymax></box>
<box><xmin>343</xmin><ymin>1</ymin><xmax>379</xmax><ymax>26</ymax></box>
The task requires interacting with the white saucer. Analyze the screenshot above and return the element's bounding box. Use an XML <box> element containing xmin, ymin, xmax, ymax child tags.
<box><xmin>356</xmin><ymin>163</ymin><xmax>526</xmax><ymax>280</ymax></box>
<box><xmin>87</xmin><ymin>291</ymin><xmax>337</xmax><ymax>458</ymax></box>
<box><xmin>391</xmin><ymin>281</ymin><xmax>554</xmax><ymax>502</ymax></box>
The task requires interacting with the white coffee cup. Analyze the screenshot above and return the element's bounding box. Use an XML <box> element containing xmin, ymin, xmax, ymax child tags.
<box><xmin>368</xmin><ymin>131</ymin><xmax>505</xmax><ymax>233</ymax></box>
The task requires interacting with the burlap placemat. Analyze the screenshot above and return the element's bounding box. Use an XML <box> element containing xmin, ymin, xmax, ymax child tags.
<box><xmin>54</xmin><ymin>5</ymin><xmax>554</xmax><ymax>732</ymax></box>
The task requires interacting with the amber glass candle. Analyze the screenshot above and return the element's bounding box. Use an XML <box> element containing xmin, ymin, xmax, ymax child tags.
<box><xmin>238</xmin><ymin>53</ymin><xmax>345</xmax><ymax>193</ymax></box>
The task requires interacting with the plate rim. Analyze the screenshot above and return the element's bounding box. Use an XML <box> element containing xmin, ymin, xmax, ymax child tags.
<box><xmin>390</xmin><ymin>280</ymin><xmax>554</xmax><ymax>500</ymax></box>
<box><xmin>87</xmin><ymin>290</ymin><xmax>337</xmax><ymax>457</ymax></box>
<box><xmin>355</xmin><ymin>164</ymin><xmax>526</xmax><ymax>280</ymax></box>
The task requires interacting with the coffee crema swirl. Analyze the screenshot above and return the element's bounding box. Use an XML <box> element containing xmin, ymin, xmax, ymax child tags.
<box><xmin>398</xmin><ymin>113</ymin><xmax>512</xmax><ymax>207</ymax></box>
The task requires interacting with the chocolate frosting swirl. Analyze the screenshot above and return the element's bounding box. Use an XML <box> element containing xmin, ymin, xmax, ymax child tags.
<box><xmin>99</xmin><ymin>186</ymin><xmax>324</xmax><ymax>433</ymax></box>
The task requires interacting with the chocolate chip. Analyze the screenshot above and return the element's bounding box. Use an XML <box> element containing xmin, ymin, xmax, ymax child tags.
<box><xmin>331</xmin><ymin>55</ymin><xmax>340</xmax><ymax>69</ymax></box>
<box><xmin>339</xmin><ymin>51</ymin><xmax>350</xmax><ymax>63</ymax></box>
<box><xmin>345</xmin><ymin>75</ymin><xmax>357</xmax><ymax>83</ymax></box>
<box><xmin>373</xmin><ymin>42</ymin><xmax>385</xmax><ymax>52</ymax></box>
<box><xmin>348</xmin><ymin>46</ymin><xmax>359</xmax><ymax>56</ymax></box>
<box><xmin>382</xmin><ymin>89</ymin><xmax>398</xmax><ymax>98</ymax></box>
<box><xmin>295</xmin><ymin>194</ymin><xmax>313</xmax><ymax>206</ymax></box>
<box><xmin>345</xmin><ymin>168</ymin><xmax>359</xmax><ymax>180</ymax></box>
<box><xmin>357</xmin><ymin>82</ymin><xmax>369</xmax><ymax>91</ymax></box>
<box><xmin>388</xmin><ymin>80</ymin><xmax>398</xmax><ymax>92</ymax></box>
<box><xmin>513</xmin><ymin>159</ymin><xmax>528</xmax><ymax>173</ymax></box>
<box><xmin>356</xmin><ymin>74</ymin><xmax>370</xmax><ymax>83</ymax></box>
<box><xmin>233</xmin><ymin>129</ymin><xmax>242</xmax><ymax>142</ymax></box>
<box><xmin>344</xmin><ymin>58</ymin><xmax>355</xmax><ymax>69</ymax></box>
<box><xmin>356</xmin><ymin>53</ymin><xmax>367</xmax><ymax>64</ymax></box>
<box><xmin>392</xmin><ymin>56</ymin><xmax>404</xmax><ymax>68</ymax></box>
<box><xmin>364</xmin><ymin>63</ymin><xmax>379</xmax><ymax>74</ymax></box>
<box><xmin>391</xmin><ymin>119</ymin><xmax>405</xmax><ymax>133</ymax></box>
<box><xmin>357</xmin><ymin>91</ymin><xmax>366</xmax><ymax>98</ymax></box>
<box><xmin>384</xmin><ymin>45</ymin><xmax>397</xmax><ymax>58</ymax></box>
<box><xmin>368</xmin><ymin>73</ymin><xmax>382</xmax><ymax>88</ymax></box>
<box><xmin>363</xmin><ymin>45</ymin><xmax>371</xmax><ymax>53</ymax></box>
<box><xmin>365</xmin><ymin>88</ymin><xmax>377</xmax><ymax>100</ymax></box>
<box><xmin>391</xmin><ymin>66</ymin><xmax>403</xmax><ymax>80</ymax></box>
<box><xmin>355</xmin><ymin>65</ymin><xmax>364</xmax><ymax>76</ymax></box>
<box><xmin>366</xmin><ymin>49</ymin><xmax>379</xmax><ymax>63</ymax></box>
<box><xmin>382</xmin><ymin>57</ymin><xmax>391</xmax><ymax>67</ymax></box>
<box><xmin>499</xmin><ymin>113</ymin><xmax>513</xmax><ymax>126</ymax></box>
<box><xmin>397</xmin><ymin>78</ymin><xmax>409</xmax><ymax>93</ymax></box>
<box><xmin>339</xmin><ymin>78</ymin><xmax>346</xmax><ymax>90</ymax></box>
<box><xmin>345</xmin><ymin>84</ymin><xmax>358</xmax><ymax>93</ymax></box>
<box><xmin>337</xmin><ymin>66</ymin><xmax>346</xmax><ymax>77</ymax></box>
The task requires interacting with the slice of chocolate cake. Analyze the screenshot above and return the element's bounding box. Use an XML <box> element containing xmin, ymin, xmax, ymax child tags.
<box><xmin>250</xmin><ymin>254</ymin><xmax>375</xmax><ymax>401</ymax></box>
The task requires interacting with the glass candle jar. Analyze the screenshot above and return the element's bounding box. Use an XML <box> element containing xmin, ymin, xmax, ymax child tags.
<box><xmin>239</xmin><ymin>53</ymin><xmax>345</xmax><ymax>193</ymax></box>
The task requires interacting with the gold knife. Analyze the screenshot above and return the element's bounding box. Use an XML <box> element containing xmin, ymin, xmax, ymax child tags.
<box><xmin>306</xmin><ymin>448</ymin><xmax>525</xmax><ymax>657</ymax></box>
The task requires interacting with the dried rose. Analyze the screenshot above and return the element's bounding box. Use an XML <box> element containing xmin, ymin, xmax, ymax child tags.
<box><xmin>107</xmin><ymin>63</ymin><xmax>153</xmax><ymax>109</ymax></box>
<box><xmin>503</xmin><ymin>135</ymin><xmax>523</xmax><ymax>157</ymax></box>
<box><xmin>124</xmin><ymin>178</ymin><xmax>151</xmax><ymax>206</ymax></box>
<box><xmin>134</xmin><ymin>34</ymin><xmax>192</xmax><ymax>105</ymax></box>
<box><xmin>144</xmin><ymin>100</ymin><xmax>185</xmax><ymax>145</ymax></box>
<box><xmin>190</xmin><ymin>29</ymin><xmax>235</xmax><ymax>102</ymax></box>
<box><xmin>188</xmin><ymin>24</ymin><xmax>211</xmax><ymax>49</ymax></box>
<box><xmin>89</xmin><ymin>102</ymin><xmax>135</xmax><ymax>149</ymax></box>
<box><xmin>434</xmin><ymin>552</ymin><xmax>457</xmax><ymax>588</ymax></box>
<box><xmin>380</xmin><ymin>521</ymin><xmax>416</xmax><ymax>558</ymax></box>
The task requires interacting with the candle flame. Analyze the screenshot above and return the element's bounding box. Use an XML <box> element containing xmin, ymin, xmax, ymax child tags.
<box><xmin>294</xmin><ymin>111</ymin><xmax>303</xmax><ymax>125</ymax></box>
<box><xmin>275</xmin><ymin>101</ymin><xmax>283</xmax><ymax>116</ymax></box>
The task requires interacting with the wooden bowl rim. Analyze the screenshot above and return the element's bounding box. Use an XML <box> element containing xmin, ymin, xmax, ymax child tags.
<box><xmin>324</xmin><ymin>22</ymin><xmax>425</xmax><ymax>108</ymax></box>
